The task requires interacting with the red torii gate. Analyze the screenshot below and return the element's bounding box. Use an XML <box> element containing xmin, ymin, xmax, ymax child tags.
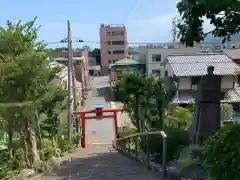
<box><xmin>73</xmin><ymin>107</ymin><xmax>123</xmax><ymax>148</ymax></box>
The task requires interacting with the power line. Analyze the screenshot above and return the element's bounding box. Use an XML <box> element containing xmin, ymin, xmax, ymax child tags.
<box><xmin>45</xmin><ymin>39</ymin><xmax>224</xmax><ymax>45</ymax></box>
<box><xmin>125</xmin><ymin>0</ymin><xmax>139</xmax><ymax>23</ymax></box>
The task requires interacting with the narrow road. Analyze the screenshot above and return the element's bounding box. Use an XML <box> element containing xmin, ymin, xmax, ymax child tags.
<box><xmin>40</xmin><ymin>145</ymin><xmax>160</xmax><ymax>180</ymax></box>
<box><xmin>84</xmin><ymin>76</ymin><xmax>115</xmax><ymax>145</ymax></box>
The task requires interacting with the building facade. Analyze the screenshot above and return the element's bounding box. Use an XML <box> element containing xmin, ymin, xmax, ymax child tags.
<box><xmin>49</xmin><ymin>51</ymin><xmax>90</xmax><ymax>91</ymax></box>
<box><xmin>146</xmin><ymin>46</ymin><xmax>203</xmax><ymax>78</ymax></box>
<box><xmin>99</xmin><ymin>24</ymin><xmax>128</xmax><ymax>74</ymax></box>
<box><xmin>109</xmin><ymin>57</ymin><xmax>145</xmax><ymax>82</ymax></box>
<box><xmin>164</xmin><ymin>54</ymin><xmax>240</xmax><ymax>104</ymax></box>
<box><xmin>49</xmin><ymin>61</ymin><xmax>82</xmax><ymax>122</ymax></box>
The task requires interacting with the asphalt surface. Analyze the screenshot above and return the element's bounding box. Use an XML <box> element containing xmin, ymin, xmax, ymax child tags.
<box><xmin>40</xmin><ymin>145</ymin><xmax>160</xmax><ymax>180</ymax></box>
<box><xmin>84</xmin><ymin>76</ymin><xmax>115</xmax><ymax>145</ymax></box>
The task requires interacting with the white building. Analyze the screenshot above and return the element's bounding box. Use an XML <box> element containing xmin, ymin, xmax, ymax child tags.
<box><xmin>164</xmin><ymin>53</ymin><xmax>240</xmax><ymax>104</ymax></box>
<box><xmin>146</xmin><ymin>46</ymin><xmax>203</xmax><ymax>78</ymax></box>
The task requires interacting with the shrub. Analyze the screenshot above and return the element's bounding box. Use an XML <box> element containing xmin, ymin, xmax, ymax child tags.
<box><xmin>118</xmin><ymin>125</ymin><xmax>136</xmax><ymax>138</ymax></box>
<box><xmin>72</xmin><ymin>134</ymin><xmax>81</xmax><ymax>146</ymax></box>
<box><xmin>140</xmin><ymin>127</ymin><xmax>190</xmax><ymax>163</ymax></box>
<box><xmin>11</xmin><ymin>148</ymin><xmax>26</xmax><ymax>169</ymax></box>
<box><xmin>203</xmin><ymin>124</ymin><xmax>240</xmax><ymax>180</ymax></box>
<box><xmin>43</xmin><ymin>139</ymin><xmax>53</xmax><ymax>160</ymax></box>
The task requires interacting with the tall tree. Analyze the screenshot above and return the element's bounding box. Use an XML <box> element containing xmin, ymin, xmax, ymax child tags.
<box><xmin>0</xmin><ymin>18</ymin><xmax>61</xmax><ymax>167</ymax></box>
<box><xmin>91</xmin><ymin>48</ymin><xmax>101</xmax><ymax>65</ymax></box>
<box><xmin>113</xmin><ymin>73</ymin><xmax>176</xmax><ymax>132</ymax></box>
<box><xmin>177</xmin><ymin>0</ymin><xmax>240</xmax><ymax>46</ymax></box>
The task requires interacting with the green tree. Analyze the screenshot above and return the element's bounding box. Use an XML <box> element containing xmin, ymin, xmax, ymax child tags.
<box><xmin>203</xmin><ymin>124</ymin><xmax>240</xmax><ymax>179</ymax></box>
<box><xmin>177</xmin><ymin>0</ymin><xmax>240</xmax><ymax>46</ymax></box>
<box><xmin>90</xmin><ymin>48</ymin><xmax>101</xmax><ymax>65</ymax></box>
<box><xmin>82</xmin><ymin>45</ymin><xmax>91</xmax><ymax>51</ymax></box>
<box><xmin>166</xmin><ymin>106</ymin><xmax>193</xmax><ymax>130</ymax></box>
<box><xmin>113</xmin><ymin>73</ymin><xmax>176</xmax><ymax>131</ymax></box>
<box><xmin>0</xmin><ymin>18</ymin><xmax>62</xmax><ymax>168</ymax></box>
<box><xmin>40</xmin><ymin>88</ymin><xmax>68</xmax><ymax>149</ymax></box>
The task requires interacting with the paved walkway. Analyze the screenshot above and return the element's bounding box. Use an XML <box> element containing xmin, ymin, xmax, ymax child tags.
<box><xmin>40</xmin><ymin>145</ymin><xmax>160</xmax><ymax>180</ymax></box>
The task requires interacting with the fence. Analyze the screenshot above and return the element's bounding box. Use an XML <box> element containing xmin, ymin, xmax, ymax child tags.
<box><xmin>112</xmin><ymin>131</ymin><xmax>168</xmax><ymax>178</ymax></box>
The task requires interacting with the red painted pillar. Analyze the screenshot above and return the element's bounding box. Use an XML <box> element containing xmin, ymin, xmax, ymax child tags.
<box><xmin>81</xmin><ymin>112</ymin><xmax>86</xmax><ymax>148</ymax></box>
<box><xmin>113</xmin><ymin>111</ymin><xmax>119</xmax><ymax>138</ymax></box>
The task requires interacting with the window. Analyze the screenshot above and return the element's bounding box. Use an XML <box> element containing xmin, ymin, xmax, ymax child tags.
<box><xmin>164</xmin><ymin>70</ymin><xmax>168</xmax><ymax>76</ymax></box>
<box><xmin>108</xmin><ymin>60</ymin><xmax>112</xmax><ymax>64</ymax></box>
<box><xmin>191</xmin><ymin>76</ymin><xmax>201</xmax><ymax>85</ymax></box>
<box><xmin>152</xmin><ymin>70</ymin><xmax>161</xmax><ymax>77</ymax></box>
<box><xmin>113</xmin><ymin>50</ymin><xmax>124</xmax><ymax>54</ymax></box>
<box><xmin>152</xmin><ymin>54</ymin><xmax>161</xmax><ymax>62</ymax></box>
<box><xmin>112</xmin><ymin>41</ymin><xmax>124</xmax><ymax>45</ymax></box>
<box><xmin>112</xmin><ymin>31</ymin><xmax>124</xmax><ymax>36</ymax></box>
<box><xmin>107</xmin><ymin>41</ymin><xmax>111</xmax><ymax>45</ymax></box>
<box><xmin>107</xmin><ymin>32</ymin><xmax>111</xmax><ymax>36</ymax></box>
<box><xmin>108</xmin><ymin>51</ymin><xmax>111</xmax><ymax>54</ymax></box>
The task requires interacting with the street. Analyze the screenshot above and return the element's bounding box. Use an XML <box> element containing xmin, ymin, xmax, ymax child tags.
<box><xmin>84</xmin><ymin>76</ymin><xmax>114</xmax><ymax>145</ymax></box>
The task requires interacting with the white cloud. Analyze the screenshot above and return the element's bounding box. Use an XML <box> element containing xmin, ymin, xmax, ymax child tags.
<box><xmin>127</xmin><ymin>11</ymin><xmax>213</xmax><ymax>44</ymax></box>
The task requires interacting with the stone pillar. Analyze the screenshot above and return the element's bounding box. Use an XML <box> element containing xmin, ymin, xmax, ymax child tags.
<box><xmin>190</xmin><ymin>66</ymin><xmax>225</xmax><ymax>144</ymax></box>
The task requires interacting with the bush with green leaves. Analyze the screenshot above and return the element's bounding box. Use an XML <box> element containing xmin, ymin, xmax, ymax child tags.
<box><xmin>140</xmin><ymin>127</ymin><xmax>190</xmax><ymax>163</ymax></box>
<box><xmin>203</xmin><ymin>124</ymin><xmax>240</xmax><ymax>180</ymax></box>
<box><xmin>43</xmin><ymin>139</ymin><xmax>53</xmax><ymax>160</ymax></box>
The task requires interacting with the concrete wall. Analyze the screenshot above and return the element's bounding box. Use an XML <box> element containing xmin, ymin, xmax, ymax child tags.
<box><xmin>147</xmin><ymin>47</ymin><xmax>202</xmax><ymax>78</ymax></box>
<box><xmin>176</xmin><ymin>75</ymin><xmax>235</xmax><ymax>90</ymax></box>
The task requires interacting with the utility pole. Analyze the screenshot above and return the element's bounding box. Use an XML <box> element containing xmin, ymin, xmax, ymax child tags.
<box><xmin>67</xmin><ymin>20</ymin><xmax>73</xmax><ymax>143</ymax></box>
<box><xmin>69</xmin><ymin>27</ymin><xmax>79</xmax><ymax>135</ymax></box>
<box><xmin>67</xmin><ymin>20</ymin><xmax>79</xmax><ymax>137</ymax></box>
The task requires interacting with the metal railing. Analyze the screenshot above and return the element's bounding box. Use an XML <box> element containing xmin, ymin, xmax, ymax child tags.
<box><xmin>112</xmin><ymin>131</ymin><xmax>168</xmax><ymax>178</ymax></box>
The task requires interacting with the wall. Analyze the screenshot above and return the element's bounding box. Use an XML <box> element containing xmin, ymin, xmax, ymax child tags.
<box><xmin>88</xmin><ymin>56</ymin><xmax>97</xmax><ymax>66</ymax></box>
<box><xmin>99</xmin><ymin>25</ymin><xmax>128</xmax><ymax>74</ymax></box>
<box><xmin>146</xmin><ymin>47</ymin><xmax>202</xmax><ymax>78</ymax></box>
<box><xmin>176</xmin><ymin>75</ymin><xmax>234</xmax><ymax>90</ymax></box>
<box><xmin>109</xmin><ymin>64</ymin><xmax>144</xmax><ymax>82</ymax></box>
<box><xmin>50</xmin><ymin>51</ymin><xmax>89</xmax><ymax>90</ymax></box>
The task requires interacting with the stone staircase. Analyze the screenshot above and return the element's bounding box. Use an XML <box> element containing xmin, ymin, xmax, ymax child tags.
<box><xmin>39</xmin><ymin>145</ymin><xmax>161</xmax><ymax>180</ymax></box>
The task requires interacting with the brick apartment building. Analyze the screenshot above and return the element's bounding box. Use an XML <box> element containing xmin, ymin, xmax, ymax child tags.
<box><xmin>49</xmin><ymin>50</ymin><xmax>90</xmax><ymax>91</ymax></box>
<box><xmin>99</xmin><ymin>24</ymin><xmax>128</xmax><ymax>74</ymax></box>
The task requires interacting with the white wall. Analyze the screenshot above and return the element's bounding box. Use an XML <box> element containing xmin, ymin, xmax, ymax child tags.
<box><xmin>221</xmin><ymin>76</ymin><xmax>234</xmax><ymax>89</ymax></box>
<box><xmin>178</xmin><ymin>77</ymin><xmax>191</xmax><ymax>90</ymax></box>
<box><xmin>176</xmin><ymin>75</ymin><xmax>234</xmax><ymax>90</ymax></box>
<box><xmin>147</xmin><ymin>47</ymin><xmax>202</xmax><ymax>78</ymax></box>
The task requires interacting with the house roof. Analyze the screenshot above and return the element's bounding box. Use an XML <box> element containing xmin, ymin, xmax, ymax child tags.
<box><xmin>49</xmin><ymin>61</ymin><xmax>68</xmax><ymax>79</ymax></box>
<box><xmin>54</xmin><ymin>57</ymin><xmax>84</xmax><ymax>61</ymax></box>
<box><xmin>112</xmin><ymin>57</ymin><xmax>142</xmax><ymax>66</ymax></box>
<box><xmin>172</xmin><ymin>88</ymin><xmax>240</xmax><ymax>104</ymax></box>
<box><xmin>167</xmin><ymin>54</ymin><xmax>240</xmax><ymax>77</ymax></box>
<box><xmin>223</xmin><ymin>49</ymin><xmax>240</xmax><ymax>60</ymax></box>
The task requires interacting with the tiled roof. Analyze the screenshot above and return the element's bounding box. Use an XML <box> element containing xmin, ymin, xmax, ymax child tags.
<box><xmin>167</xmin><ymin>54</ymin><xmax>240</xmax><ymax>76</ymax></box>
<box><xmin>223</xmin><ymin>49</ymin><xmax>240</xmax><ymax>60</ymax></box>
<box><xmin>222</xmin><ymin>88</ymin><xmax>240</xmax><ymax>103</ymax></box>
<box><xmin>113</xmin><ymin>57</ymin><xmax>142</xmax><ymax>66</ymax></box>
<box><xmin>172</xmin><ymin>88</ymin><xmax>240</xmax><ymax>104</ymax></box>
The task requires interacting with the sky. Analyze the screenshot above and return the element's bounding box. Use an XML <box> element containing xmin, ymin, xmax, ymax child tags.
<box><xmin>1</xmin><ymin>0</ymin><xmax>212</xmax><ymax>49</ymax></box>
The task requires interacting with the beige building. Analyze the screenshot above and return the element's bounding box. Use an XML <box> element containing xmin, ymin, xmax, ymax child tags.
<box><xmin>146</xmin><ymin>46</ymin><xmax>203</xmax><ymax>78</ymax></box>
